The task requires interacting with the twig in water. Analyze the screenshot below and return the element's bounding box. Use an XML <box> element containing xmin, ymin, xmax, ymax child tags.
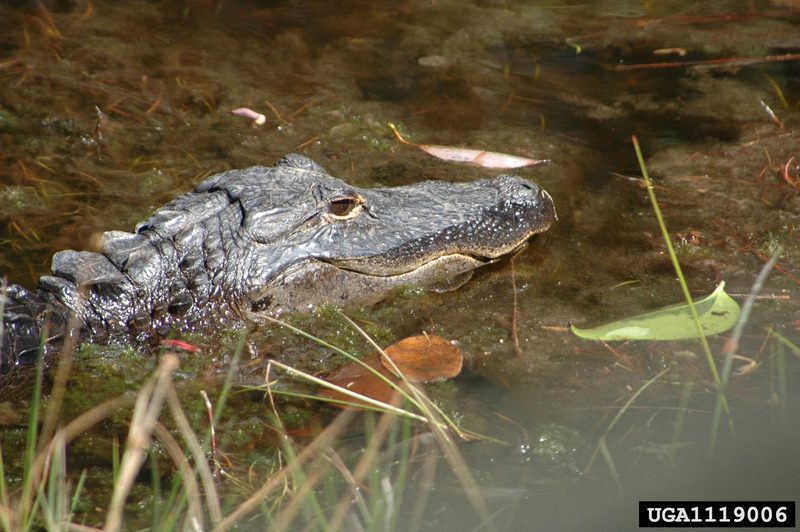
<box><xmin>720</xmin><ymin>247</ymin><xmax>782</xmax><ymax>384</ymax></box>
<box><xmin>613</xmin><ymin>52</ymin><xmax>800</xmax><ymax>72</ymax></box>
<box><xmin>759</xmin><ymin>100</ymin><xmax>784</xmax><ymax>130</ymax></box>
<box><xmin>262</xmin><ymin>99</ymin><xmax>285</xmax><ymax>123</ymax></box>
<box><xmin>781</xmin><ymin>157</ymin><xmax>798</xmax><ymax>190</ymax></box>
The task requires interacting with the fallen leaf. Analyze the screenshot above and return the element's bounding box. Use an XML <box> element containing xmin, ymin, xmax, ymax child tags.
<box><xmin>320</xmin><ymin>355</ymin><xmax>401</xmax><ymax>409</ymax></box>
<box><xmin>319</xmin><ymin>335</ymin><xmax>464</xmax><ymax>409</ymax></box>
<box><xmin>231</xmin><ymin>107</ymin><xmax>267</xmax><ymax>126</ymax></box>
<box><xmin>388</xmin><ymin>123</ymin><xmax>550</xmax><ymax>169</ymax></box>
<box><xmin>382</xmin><ymin>334</ymin><xmax>463</xmax><ymax>382</ymax></box>
<box><xmin>570</xmin><ymin>282</ymin><xmax>741</xmax><ymax>341</ymax></box>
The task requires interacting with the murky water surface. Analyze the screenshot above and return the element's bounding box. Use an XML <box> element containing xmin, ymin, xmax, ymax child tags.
<box><xmin>1</xmin><ymin>0</ymin><xmax>799</xmax><ymax>529</ymax></box>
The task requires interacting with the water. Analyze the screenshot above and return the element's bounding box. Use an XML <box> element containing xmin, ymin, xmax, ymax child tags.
<box><xmin>0</xmin><ymin>0</ymin><xmax>798</xmax><ymax>529</ymax></box>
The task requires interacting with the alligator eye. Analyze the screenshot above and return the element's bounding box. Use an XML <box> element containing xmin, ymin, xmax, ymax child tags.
<box><xmin>326</xmin><ymin>194</ymin><xmax>365</xmax><ymax>220</ymax></box>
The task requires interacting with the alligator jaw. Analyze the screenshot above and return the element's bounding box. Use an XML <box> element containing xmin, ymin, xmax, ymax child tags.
<box><xmin>244</xmin><ymin>253</ymin><xmax>489</xmax><ymax>319</ymax></box>
<box><xmin>244</xmin><ymin>228</ymin><xmax>550</xmax><ymax>319</ymax></box>
<box><xmin>326</xmin><ymin>219</ymin><xmax>553</xmax><ymax>277</ymax></box>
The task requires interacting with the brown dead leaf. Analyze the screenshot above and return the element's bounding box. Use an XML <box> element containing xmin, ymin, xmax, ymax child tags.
<box><xmin>382</xmin><ymin>335</ymin><xmax>463</xmax><ymax>382</ymax></box>
<box><xmin>320</xmin><ymin>355</ymin><xmax>401</xmax><ymax>409</ymax></box>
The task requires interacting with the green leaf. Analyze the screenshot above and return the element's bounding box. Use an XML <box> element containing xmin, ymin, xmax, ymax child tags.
<box><xmin>571</xmin><ymin>282</ymin><xmax>740</xmax><ymax>341</ymax></box>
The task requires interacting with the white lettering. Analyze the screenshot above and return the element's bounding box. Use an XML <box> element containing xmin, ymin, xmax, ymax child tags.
<box><xmin>647</xmin><ymin>508</ymin><xmax>662</xmax><ymax>523</ymax></box>
<box><xmin>675</xmin><ymin>507</ymin><xmax>690</xmax><ymax>523</ymax></box>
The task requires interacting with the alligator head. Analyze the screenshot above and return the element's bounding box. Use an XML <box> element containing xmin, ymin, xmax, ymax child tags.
<box><xmin>233</xmin><ymin>155</ymin><xmax>557</xmax><ymax>319</ymax></box>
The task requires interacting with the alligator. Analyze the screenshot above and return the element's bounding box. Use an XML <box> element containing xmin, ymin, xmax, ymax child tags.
<box><xmin>1</xmin><ymin>154</ymin><xmax>556</xmax><ymax>373</ymax></box>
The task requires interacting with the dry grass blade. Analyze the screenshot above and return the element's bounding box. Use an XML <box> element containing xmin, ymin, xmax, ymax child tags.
<box><xmin>267</xmin><ymin>455</ymin><xmax>332</xmax><ymax>532</ymax></box>
<box><xmin>200</xmin><ymin>390</ymin><xmax>220</xmax><ymax>479</ymax></box>
<box><xmin>336</xmin><ymin>313</ymin><xmax>494</xmax><ymax>526</ymax></box>
<box><xmin>268</xmin><ymin>359</ymin><xmax>428</xmax><ymax>421</ymax></box>
<box><xmin>585</xmin><ymin>368</ymin><xmax>670</xmax><ymax>474</ymax></box>
<box><xmin>406</xmin><ymin>437</ymin><xmax>439</xmax><ymax>532</ymax></box>
<box><xmin>152</xmin><ymin>423</ymin><xmax>205</xmax><ymax>532</ymax></box>
<box><xmin>326</xmin><ymin>409</ymin><xmax>400</xmax><ymax>530</ymax></box>
<box><xmin>261</xmin><ymin>316</ymin><xmax>431</xmax><ymax>418</ymax></box>
<box><xmin>0</xmin><ymin>449</ymin><xmax>9</xmax><ymax>531</ymax></box>
<box><xmin>418</xmin><ymin>391</ymin><xmax>494</xmax><ymax>528</ymax></box>
<box><xmin>213</xmin><ymin>409</ymin><xmax>357</xmax><ymax>531</ymax></box>
<box><xmin>166</xmin><ymin>386</ymin><xmax>222</xmax><ymax>524</ymax></box>
<box><xmin>321</xmin><ymin>355</ymin><xmax>401</xmax><ymax>408</ymax></box>
<box><xmin>21</xmin><ymin>395</ymin><xmax>130</xmax><ymax>530</ymax></box>
<box><xmin>104</xmin><ymin>354</ymin><xmax>179</xmax><ymax>532</ymax></box>
<box><xmin>39</xmin><ymin>310</ymin><xmax>85</xmax><ymax>451</ymax></box>
<box><xmin>597</xmin><ymin>436</ymin><xmax>624</xmax><ymax>498</ymax></box>
<box><xmin>0</xmin><ymin>504</ymin><xmax>12</xmax><ymax>529</ymax></box>
<box><xmin>325</xmin><ymin>450</ymin><xmax>370</xmax><ymax>520</ymax></box>
<box><xmin>0</xmin><ymin>280</ymin><xmax>6</xmax><ymax>370</ymax></box>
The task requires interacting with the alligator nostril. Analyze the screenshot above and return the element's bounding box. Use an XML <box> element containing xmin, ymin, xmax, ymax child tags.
<box><xmin>517</xmin><ymin>180</ymin><xmax>540</xmax><ymax>195</ymax></box>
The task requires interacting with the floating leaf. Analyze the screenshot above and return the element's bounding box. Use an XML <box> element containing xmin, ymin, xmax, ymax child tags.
<box><xmin>388</xmin><ymin>123</ymin><xmax>550</xmax><ymax>169</ymax></box>
<box><xmin>320</xmin><ymin>334</ymin><xmax>463</xmax><ymax>409</ymax></box>
<box><xmin>571</xmin><ymin>282</ymin><xmax>740</xmax><ymax>341</ymax></box>
<box><xmin>231</xmin><ymin>107</ymin><xmax>266</xmax><ymax>126</ymax></box>
<box><xmin>320</xmin><ymin>355</ymin><xmax>400</xmax><ymax>409</ymax></box>
<box><xmin>382</xmin><ymin>334</ymin><xmax>463</xmax><ymax>382</ymax></box>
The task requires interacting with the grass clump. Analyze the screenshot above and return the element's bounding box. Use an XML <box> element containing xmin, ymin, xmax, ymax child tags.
<box><xmin>0</xmin><ymin>312</ymin><xmax>493</xmax><ymax>531</ymax></box>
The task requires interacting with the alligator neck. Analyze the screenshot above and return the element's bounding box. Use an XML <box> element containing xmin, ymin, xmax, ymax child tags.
<box><xmin>36</xmin><ymin>188</ymin><xmax>247</xmax><ymax>346</ymax></box>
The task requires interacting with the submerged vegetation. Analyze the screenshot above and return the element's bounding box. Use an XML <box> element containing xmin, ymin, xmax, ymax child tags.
<box><xmin>0</xmin><ymin>318</ymin><xmax>491</xmax><ymax>530</ymax></box>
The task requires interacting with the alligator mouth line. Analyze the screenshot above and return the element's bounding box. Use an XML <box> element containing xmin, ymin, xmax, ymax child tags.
<box><xmin>328</xmin><ymin>237</ymin><xmax>536</xmax><ymax>278</ymax></box>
